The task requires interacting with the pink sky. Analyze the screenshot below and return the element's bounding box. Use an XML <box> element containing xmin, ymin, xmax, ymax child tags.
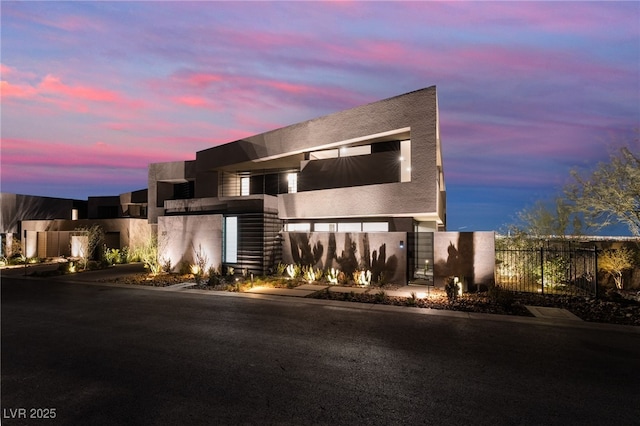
<box><xmin>1</xmin><ymin>1</ymin><xmax>638</xmax><ymax>232</ymax></box>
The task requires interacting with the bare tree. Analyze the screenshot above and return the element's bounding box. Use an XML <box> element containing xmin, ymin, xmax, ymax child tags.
<box><xmin>564</xmin><ymin>139</ymin><xmax>640</xmax><ymax>236</ymax></box>
<box><xmin>72</xmin><ymin>224</ymin><xmax>104</xmax><ymax>270</ymax></box>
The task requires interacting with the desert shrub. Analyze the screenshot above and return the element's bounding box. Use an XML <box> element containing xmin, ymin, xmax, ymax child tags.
<box><xmin>207</xmin><ymin>266</ymin><xmax>222</xmax><ymax>286</ymax></box>
<box><xmin>275</xmin><ymin>262</ymin><xmax>287</xmax><ymax>276</ymax></box>
<box><xmin>134</xmin><ymin>234</ymin><xmax>160</xmax><ymax>275</ymax></box>
<box><xmin>285</xmin><ymin>263</ymin><xmax>300</xmax><ymax>279</ymax></box>
<box><xmin>118</xmin><ymin>247</ymin><xmax>129</xmax><ymax>264</ymax></box>
<box><xmin>374</xmin><ymin>290</ymin><xmax>387</xmax><ymax>303</ymax></box>
<box><xmin>326</xmin><ymin>268</ymin><xmax>339</xmax><ymax>284</ymax></box>
<box><xmin>406</xmin><ymin>292</ymin><xmax>418</xmax><ymax>306</ymax></box>
<box><xmin>161</xmin><ymin>257</ymin><xmax>172</xmax><ymax>273</ymax></box>
<box><xmin>302</xmin><ymin>265</ymin><xmax>322</xmax><ymax>283</ymax></box>
<box><xmin>192</xmin><ymin>244</ymin><xmax>210</xmax><ymax>285</ymax></box>
<box><xmin>103</xmin><ymin>247</ymin><xmax>120</xmax><ymax>266</ymax></box>
<box><xmin>445</xmin><ymin>277</ymin><xmax>460</xmax><ymax>301</ymax></box>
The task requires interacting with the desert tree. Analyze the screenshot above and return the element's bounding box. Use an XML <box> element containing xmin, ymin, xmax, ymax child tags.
<box><xmin>598</xmin><ymin>246</ymin><xmax>636</xmax><ymax>289</ymax></box>
<box><xmin>72</xmin><ymin>224</ymin><xmax>105</xmax><ymax>270</ymax></box>
<box><xmin>508</xmin><ymin>197</ymin><xmax>584</xmax><ymax>240</ymax></box>
<box><xmin>564</xmin><ymin>138</ymin><xmax>640</xmax><ymax>236</ymax></box>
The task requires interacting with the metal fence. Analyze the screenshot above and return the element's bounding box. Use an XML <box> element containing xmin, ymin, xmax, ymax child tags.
<box><xmin>495</xmin><ymin>246</ymin><xmax>598</xmax><ymax>296</ymax></box>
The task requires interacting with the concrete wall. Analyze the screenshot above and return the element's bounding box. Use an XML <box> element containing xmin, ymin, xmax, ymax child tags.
<box><xmin>21</xmin><ymin>218</ymin><xmax>151</xmax><ymax>258</ymax></box>
<box><xmin>433</xmin><ymin>231</ymin><xmax>496</xmax><ymax>289</ymax></box>
<box><xmin>148</xmin><ymin>160</ymin><xmax>196</xmax><ymax>224</ymax></box>
<box><xmin>158</xmin><ymin>214</ymin><xmax>223</xmax><ymax>273</ymax></box>
<box><xmin>0</xmin><ymin>193</ymin><xmax>83</xmax><ymax>233</ymax></box>
<box><xmin>282</xmin><ymin>231</ymin><xmax>407</xmax><ymax>284</ymax></box>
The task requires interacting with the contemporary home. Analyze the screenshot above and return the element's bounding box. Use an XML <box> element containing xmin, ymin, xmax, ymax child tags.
<box><xmin>1</xmin><ymin>190</ymin><xmax>149</xmax><ymax>259</ymax></box>
<box><xmin>150</xmin><ymin>86</ymin><xmax>447</xmax><ymax>283</ymax></box>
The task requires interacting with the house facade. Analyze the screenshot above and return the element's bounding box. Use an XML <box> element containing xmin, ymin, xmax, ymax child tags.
<box><xmin>1</xmin><ymin>191</ymin><xmax>149</xmax><ymax>259</ymax></box>
<box><xmin>150</xmin><ymin>87</ymin><xmax>447</xmax><ymax>282</ymax></box>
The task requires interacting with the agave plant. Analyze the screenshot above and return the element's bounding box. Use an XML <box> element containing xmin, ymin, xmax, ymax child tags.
<box><xmin>355</xmin><ymin>270</ymin><xmax>372</xmax><ymax>286</ymax></box>
<box><xmin>326</xmin><ymin>268</ymin><xmax>339</xmax><ymax>284</ymax></box>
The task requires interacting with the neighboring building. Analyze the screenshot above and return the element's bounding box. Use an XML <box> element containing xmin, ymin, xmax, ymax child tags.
<box><xmin>1</xmin><ymin>190</ymin><xmax>149</xmax><ymax>259</ymax></box>
<box><xmin>0</xmin><ymin>193</ymin><xmax>87</xmax><ymax>258</ymax></box>
<box><xmin>150</xmin><ymin>87</ymin><xmax>448</xmax><ymax>282</ymax></box>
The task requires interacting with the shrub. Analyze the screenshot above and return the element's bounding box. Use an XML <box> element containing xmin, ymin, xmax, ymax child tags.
<box><xmin>134</xmin><ymin>234</ymin><xmax>160</xmax><ymax>275</ymax></box>
<box><xmin>286</xmin><ymin>263</ymin><xmax>300</xmax><ymax>279</ymax></box>
<box><xmin>406</xmin><ymin>292</ymin><xmax>418</xmax><ymax>306</ymax></box>
<box><xmin>302</xmin><ymin>265</ymin><xmax>322</xmax><ymax>283</ymax></box>
<box><xmin>445</xmin><ymin>276</ymin><xmax>460</xmax><ymax>301</ymax></box>
<box><xmin>326</xmin><ymin>268</ymin><xmax>339</xmax><ymax>284</ymax></box>
<box><xmin>374</xmin><ymin>290</ymin><xmax>387</xmax><ymax>303</ymax></box>
<box><xmin>103</xmin><ymin>247</ymin><xmax>121</xmax><ymax>266</ymax></box>
<box><xmin>207</xmin><ymin>266</ymin><xmax>222</xmax><ymax>286</ymax></box>
<box><xmin>275</xmin><ymin>262</ymin><xmax>287</xmax><ymax>276</ymax></box>
<box><xmin>161</xmin><ymin>257</ymin><xmax>172</xmax><ymax>273</ymax></box>
<box><xmin>354</xmin><ymin>270</ymin><xmax>372</xmax><ymax>286</ymax></box>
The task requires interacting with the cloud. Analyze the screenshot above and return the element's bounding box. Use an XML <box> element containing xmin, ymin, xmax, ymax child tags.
<box><xmin>1</xmin><ymin>138</ymin><xmax>180</xmax><ymax>171</ymax></box>
<box><xmin>2</xmin><ymin>66</ymin><xmax>149</xmax><ymax>124</ymax></box>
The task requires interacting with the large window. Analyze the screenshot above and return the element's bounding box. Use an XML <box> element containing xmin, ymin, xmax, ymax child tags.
<box><xmin>240</xmin><ymin>177</ymin><xmax>250</xmax><ymax>196</ymax></box>
<box><xmin>287</xmin><ymin>173</ymin><xmax>297</xmax><ymax>193</ymax></box>
<box><xmin>314</xmin><ymin>223</ymin><xmax>337</xmax><ymax>232</ymax></box>
<box><xmin>224</xmin><ymin>216</ymin><xmax>238</xmax><ymax>263</ymax></box>
<box><xmin>362</xmin><ymin>222</ymin><xmax>389</xmax><ymax>232</ymax></box>
<box><xmin>400</xmin><ymin>140</ymin><xmax>411</xmax><ymax>182</ymax></box>
<box><xmin>285</xmin><ymin>223</ymin><xmax>310</xmax><ymax>232</ymax></box>
<box><xmin>337</xmin><ymin>222</ymin><xmax>362</xmax><ymax>232</ymax></box>
<box><xmin>318</xmin><ymin>222</ymin><xmax>388</xmax><ymax>232</ymax></box>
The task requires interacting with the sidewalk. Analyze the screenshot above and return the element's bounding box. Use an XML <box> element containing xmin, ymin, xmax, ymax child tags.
<box><xmin>9</xmin><ymin>264</ymin><xmax>638</xmax><ymax>332</ymax></box>
<box><xmin>244</xmin><ymin>283</ymin><xmax>438</xmax><ymax>298</ymax></box>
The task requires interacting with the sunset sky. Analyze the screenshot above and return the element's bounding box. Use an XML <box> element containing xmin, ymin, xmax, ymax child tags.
<box><xmin>2</xmin><ymin>1</ymin><xmax>638</xmax><ymax>233</ymax></box>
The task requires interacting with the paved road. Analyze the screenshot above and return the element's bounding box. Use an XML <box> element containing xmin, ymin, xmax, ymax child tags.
<box><xmin>2</xmin><ymin>275</ymin><xmax>639</xmax><ymax>425</ymax></box>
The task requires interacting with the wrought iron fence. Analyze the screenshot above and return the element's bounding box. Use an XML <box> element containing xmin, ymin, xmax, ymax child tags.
<box><xmin>495</xmin><ymin>246</ymin><xmax>598</xmax><ymax>296</ymax></box>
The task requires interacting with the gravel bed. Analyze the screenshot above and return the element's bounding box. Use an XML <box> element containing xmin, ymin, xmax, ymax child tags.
<box><xmin>105</xmin><ymin>273</ymin><xmax>639</xmax><ymax>326</ymax></box>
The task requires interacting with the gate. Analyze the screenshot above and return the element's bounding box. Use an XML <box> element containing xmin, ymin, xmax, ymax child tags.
<box><xmin>495</xmin><ymin>246</ymin><xmax>598</xmax><ymax>296</ymax></box>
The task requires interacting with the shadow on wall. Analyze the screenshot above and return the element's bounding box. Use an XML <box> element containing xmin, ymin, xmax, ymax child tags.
<box><xmin>434</xmin><ymin>232</ymin><xmax>495</xmax><ymax>290</ymax></box>
<box><xmin>284</xmin><ymin>232</ymin><xmax>405</xmax><ymax>283</ymax></box>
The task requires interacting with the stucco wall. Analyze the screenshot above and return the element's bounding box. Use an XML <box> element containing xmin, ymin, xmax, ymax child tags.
<box><xmin>148</xmin><ymin>160</ymin><xmax>196</xmax><ymax>224</ymax></box>
<box><xmin>433</xmin><ymin>231</ymin><xmax>496</xmax><ymax>288</ymax></box>
<box><xmin>282</xmin><ymin>231</ymin><xmax>407</xmax><ymax>284</ymax></box>
<box><xmin>158</xmin><ymin>214</ymin><xmax>223</xmax><ymax>273</ymax></box>
<box><xmin>21</xmin><ymin>218</ymin><xmax>151</xmax><ymax>258</ymax></box>
<box><xmin>0</xmin><ymin>193</ymin><xmax>80</xmax><ymax>233</ymax></box>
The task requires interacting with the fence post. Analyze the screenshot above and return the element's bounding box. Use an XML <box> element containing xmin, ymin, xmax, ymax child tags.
<box><xmin>540</xmin><ymin>247</ymin><xmax>544</xmax><ymax>295</ymax></box>
<box><xmin>594</xmin><ymin>245</ymin><xmax>598</xmax><ymax>299</ymax></box>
